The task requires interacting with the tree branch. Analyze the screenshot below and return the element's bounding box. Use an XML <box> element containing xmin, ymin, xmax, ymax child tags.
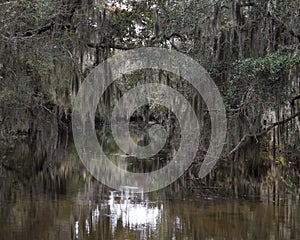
<box><xmin>291</xmin><ymin>94</ymin><xmax>300</xmax><ymax>106</ymax></box>
<box><xmin>227</xmin><ymin>134</ymin><xmax>250</xmax><ymax>156</ymax></box>
<box><xmin>226</xmin><ymin>111</ymin><xmax>300</xmax><ymax>157</ymax></box>
<box><xmin>164</xmin><ymin>32</ymin><xmax>186</xmax><ymax>41</ymax></box>
<box><xmin>238</xmin><ymin>2</ymin><xmax>256</xmax><ymax>8</ymax></box>
<box><xmin>259</xmin><ymin>111</ymin><xmax>300</xmax><ymax>135</ymax></box>
<box><xmin>87</xmin><ymin>42</ymin><xmax>137</xmax><ymax>50</ymax></box>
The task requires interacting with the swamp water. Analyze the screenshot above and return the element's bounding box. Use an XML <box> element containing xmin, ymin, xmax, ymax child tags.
<box><xmin>0</xmin><ymin>126</ymin><xmax>299</xmax><ymax>240</ymax></box>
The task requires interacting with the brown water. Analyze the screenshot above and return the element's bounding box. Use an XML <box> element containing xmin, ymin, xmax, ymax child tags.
<box><xmin>1</xmin><ymin>139</ymin><xmax>300</xmax><ymax>240</ymax></box>
<box><xmin>0</xmin><ymin>181</ymin><xmax>300</xmax><ymax>240</ymax></box>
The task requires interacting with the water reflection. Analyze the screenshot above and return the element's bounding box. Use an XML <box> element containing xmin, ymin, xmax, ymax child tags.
<box><xmin>1</xmin><ymin>185</ymin><xmax>300</xmax><ymax>240</ymax></box>
<box><xmin>71</xmin><ymin>189</ymin><xmax>163</xmax><ymax>239</ymax></box>
<box><xmin>106</xmin><ymin>191</ymin><xmax>161</xmax><ymax>232</ymax></box>
<box><xmin>1</xmin><ymin>142</ymin><xmax>300</xmax><ymax>239</ymax></box>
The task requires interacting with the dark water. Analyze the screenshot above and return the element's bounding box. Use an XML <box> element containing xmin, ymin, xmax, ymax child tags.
<box><xmin>0</xmin><ymin>187</ymin><xmax>300</xmax><ymax>240</ymax></box>
<box><xmin>0</xmin><ymin>140</ymin><xmax>300</xmax><ymax>240</ymax></box>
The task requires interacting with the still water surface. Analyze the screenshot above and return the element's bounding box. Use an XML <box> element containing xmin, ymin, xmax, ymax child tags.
<box><xmin>1</xmin><ymin>138</ymin><xmax>300</xmax><ymax>240</ymax></box>
<box><xmin>0</xmin><ymin>184</ymin><xmax>299</xmax><ymax>240</ymax></box>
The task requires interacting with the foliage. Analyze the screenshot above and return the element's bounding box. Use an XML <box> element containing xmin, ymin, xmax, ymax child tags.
<box><xmin>230</xmin><ymin>46</ymin><xmax>300</xmax><ymax>109</ymax></box>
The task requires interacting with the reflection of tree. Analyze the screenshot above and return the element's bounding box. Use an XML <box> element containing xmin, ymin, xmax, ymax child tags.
<box><xmin>0</xmin><ymin>0</ymin><xmax>300</xmax><ymax>204</ymax></box>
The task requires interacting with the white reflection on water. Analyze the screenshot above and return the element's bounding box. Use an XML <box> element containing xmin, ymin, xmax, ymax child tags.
<box><xmin>85</xmin><ymin>219</ymin><xmax>90</xmax><ymax>235</ymax></box>
<box><xmin>91</xmin><ymin>204</ymin><xmax>100</xmax><ymax>230</ymax></box>
<box><xmin>74</xmin><ymin>189</ymin><xmax>163</xmax><ymax>238</ymax></box>
<box><xmin>107</xmin><ymin>190</ymin><xmax>162</xmax><ymax>232</ymax></box>
<box><xmin>75</xmin><ymin>221</ymin><xmax>79</xmax><ymax>239</ymax></box>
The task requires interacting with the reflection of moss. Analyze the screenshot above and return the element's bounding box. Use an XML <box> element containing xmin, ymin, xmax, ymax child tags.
<box><xmin>278</xmin><ymin>156</ymin><xmax>286</xmax><ymax>166</ymax></box>
<box><xmin>260</xmin><ymin>152</ymin><xmax>274</xmax><ymax>162</ymax></box>
<box><xmin>57</xmin><ymin>200</ymin><xmax>72</xmax><ymax>220</ymax></box>
<box><xmin>281</xmin><ymin>176</ymin><xmax>296</xmax><ymax>192</ymax></box>
<box><xmin>261</xmin><ymin>149</ymin><xmax>286</xmax><ymax>166</ymax></box>
<box><xmin>260</xmin><ymin>152</ymin><xmax>269</xmax><ymax>162</ymax></box>
<box><xmin>267</xmin><ymin>171</ymin><xmax>273</xmax><ymax>181</ymax></box>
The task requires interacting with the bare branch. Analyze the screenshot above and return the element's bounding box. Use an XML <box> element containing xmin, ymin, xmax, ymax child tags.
<box><xmin>87</xmin><ymin>42</ymin><xmax>137</xmax><ymax>50</ymax></box>
<box><xmin>259</xmin><ymin>111</ymin><xmax>300</xmax><ymax>135</ymax></box>
<box><xmin>164</xmin><ymin>32</ymin><xmax>186</xmax><ymax>41</ymax></box>
<box><xmin>291</xmin><ymin>94</ymin><xmax>300</xmax><ymax>106</ymax></box>
<box><xmin>227</xmin><ymin>134</ymin><xmax>250</xmax><ymax>156</ymax></box>
<box><xmin>226</xmin><ymin>111</ymin><xmax>300</xmax><ymax>157</ymax></box>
